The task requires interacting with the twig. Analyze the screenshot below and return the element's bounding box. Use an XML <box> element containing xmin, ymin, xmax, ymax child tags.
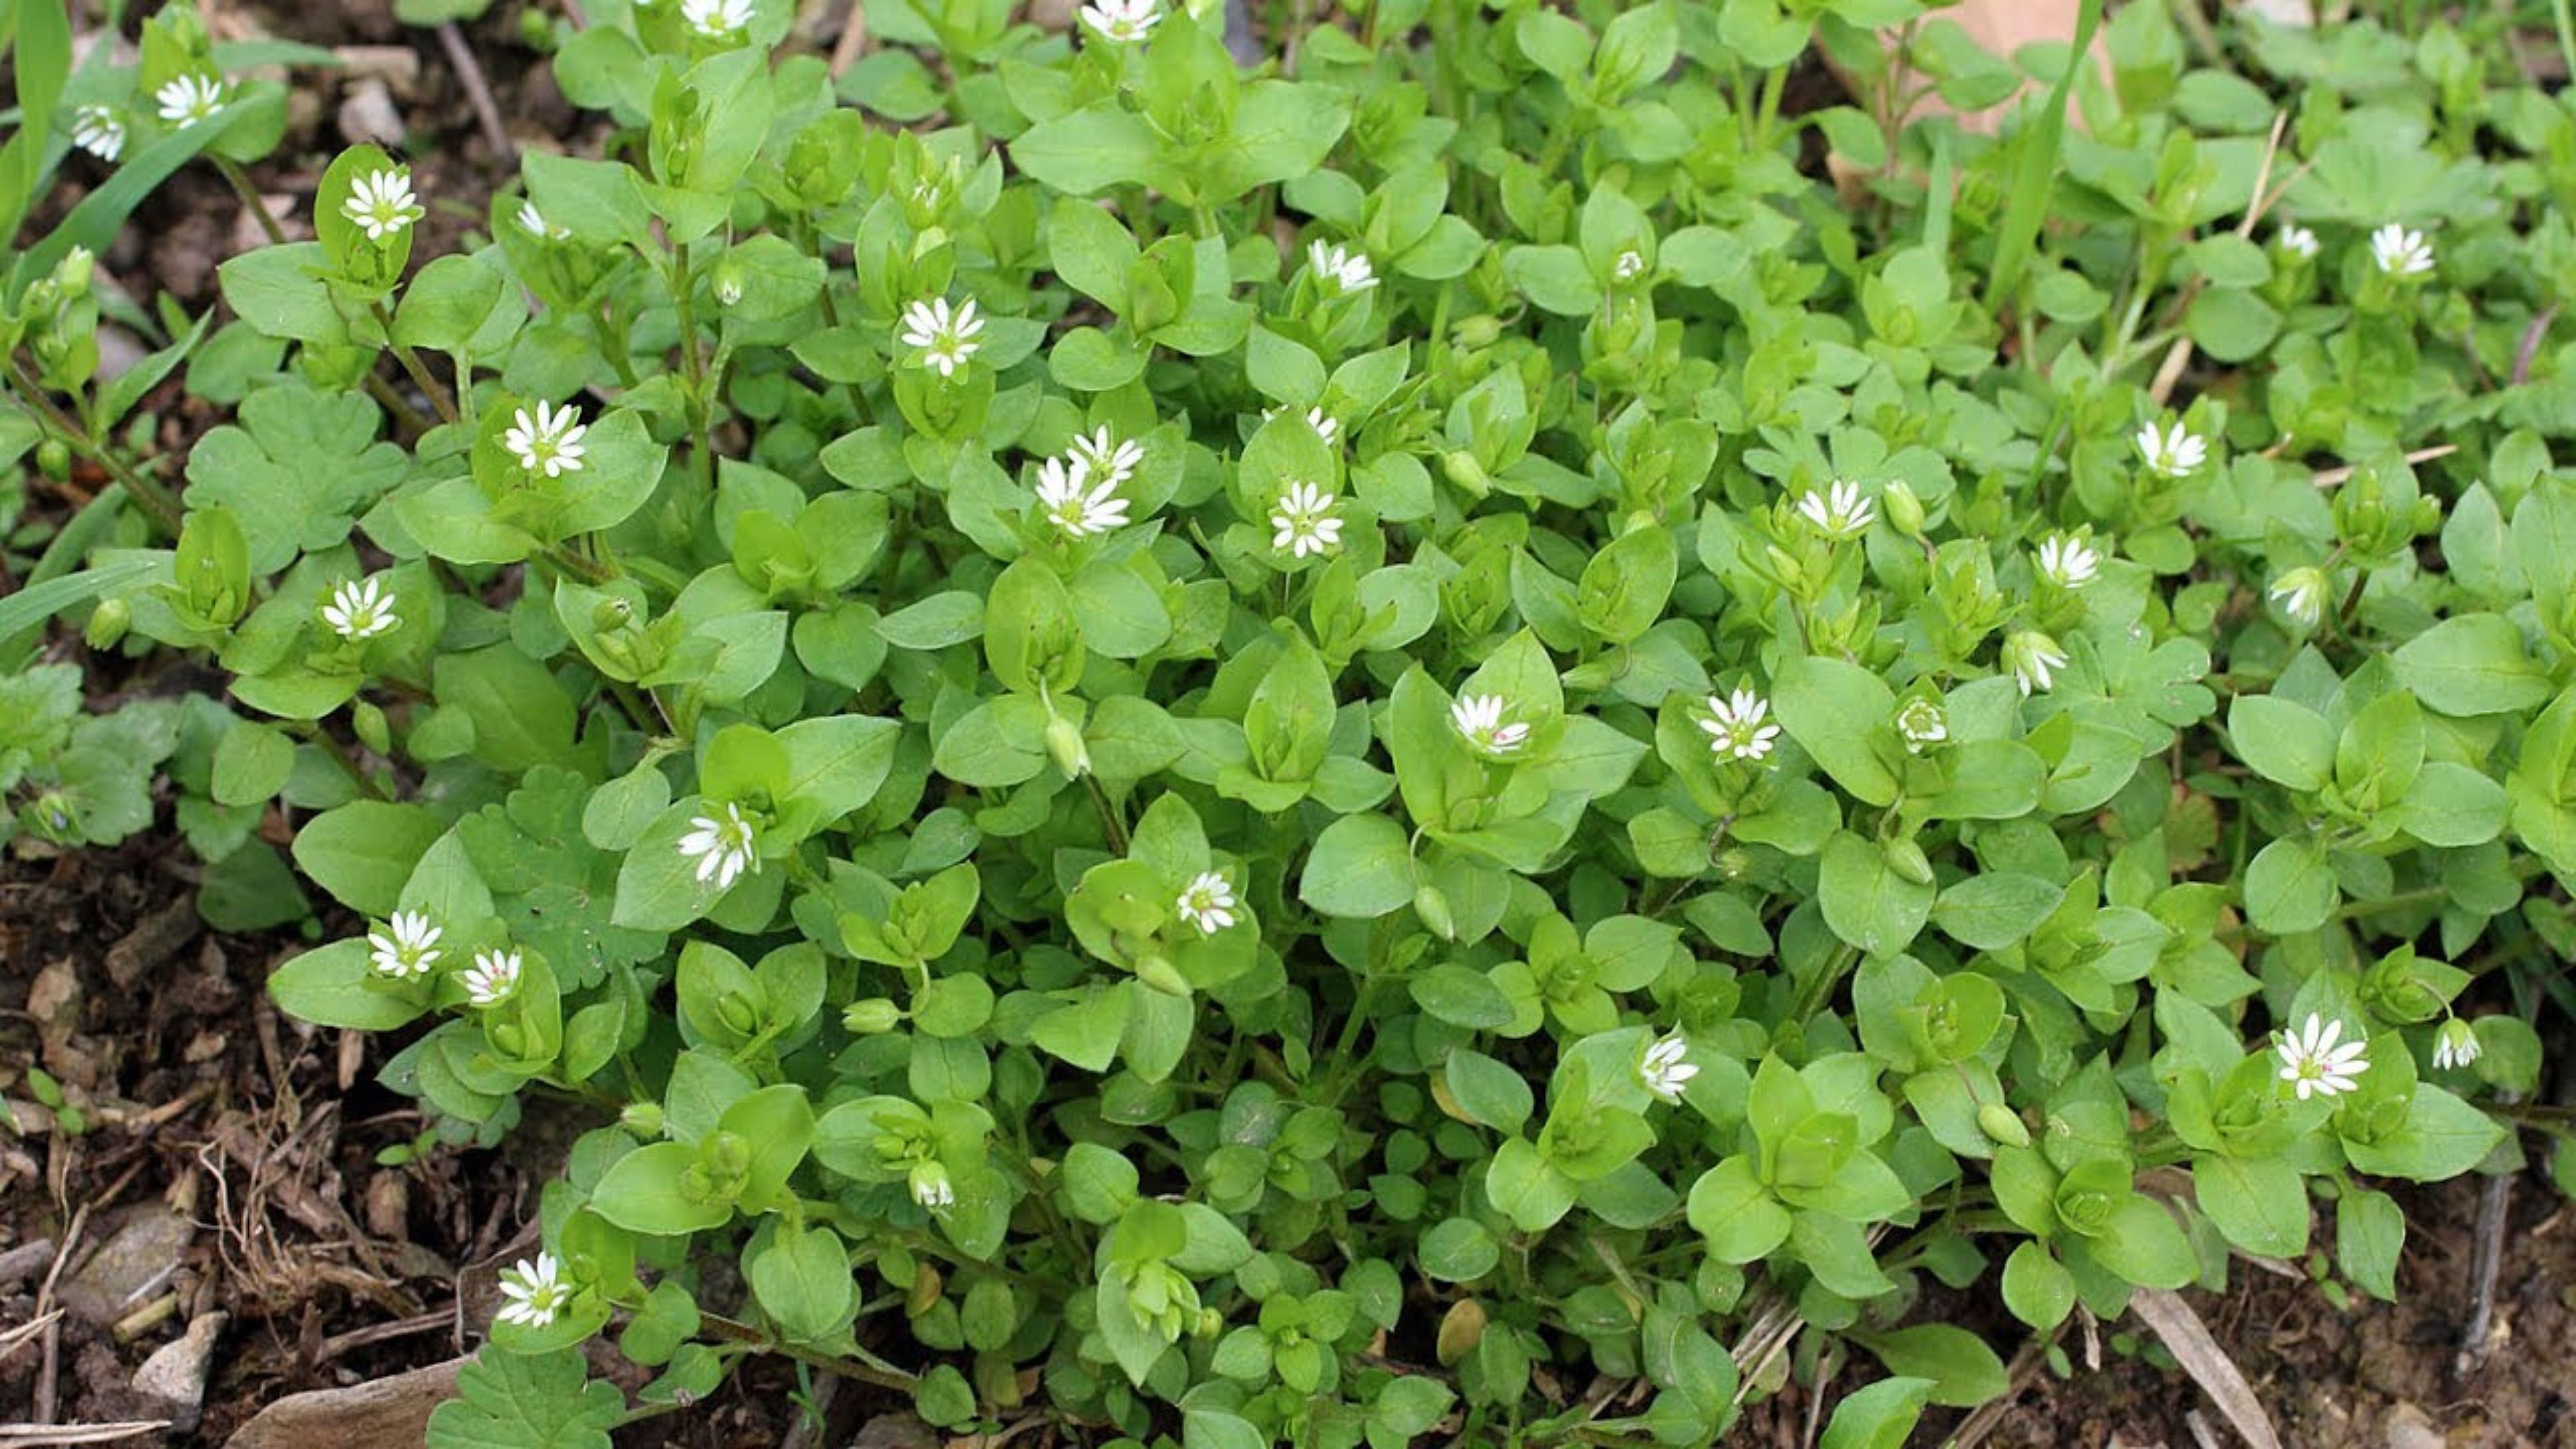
<box><xmin>0</xmin><ymin>1311</ymin><xmax>62</xmax><ymax>1366</ymax></box>
<box><xmin>2455</xmin><ymin>1163</ymin><xmax>2513</xmax><ymax>1378</ymax></box>
<box><xmin>317</xmin><ymin>1309</ymin><xmax>453</xmax><ymax>1365</ymax></box>
<box><xmin>829</xmin><ymin>0</ymin><xmax>869</xmax><ymax>77</ymax></box>
<box><xmin>2513</xmin><ymin>305</ymin><xmax>2559</xmax><ymax>387</ymax></box>
<box><xmin>435</xmin><ymin>21</ymin><xmax>516</xmax><ymax>166</ymax></box>
<box><xmin>2310</xmin><ymin>443</ymin><xmax>2458</xmax><ymax>488</ymax></box>
<box><xmin>30</xmin><ymin>1204</ymin><xmax>91</xmax><ymax>1426</ymax></box>
<box><xmin>0</xmin><ymin>1424</ymin><xmax>175</xmax><ymax>1447</ymax></box>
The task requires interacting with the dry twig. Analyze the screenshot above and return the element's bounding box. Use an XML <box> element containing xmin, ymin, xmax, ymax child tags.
<box><xmin>435</xmin><ymin>22</ymin><xmax>517</xmax><ymax>166</ymax></box>
<box><xmin>0</xmin><ymin>1424</ymin><xmax>175</xmax><ymax>1447</ymax></box>
<box><xmin>2129</xmin><ymin>1287</ymin><xmax>2282</xmax><ymax>1449</ymax></box>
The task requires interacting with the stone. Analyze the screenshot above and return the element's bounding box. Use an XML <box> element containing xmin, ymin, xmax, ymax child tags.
<box><xmin>2383</xmin><ymin>1402</ymin><xmax>2446</xmax><ymax>1449</ymax></box>
<box><xmin>226</xmin><ymin>1356</ymin><xmax>467</xmax><ymax>1449</ymax></box>
<box><xmin>59</xmin><ymin>1203</ymin><xmax>194</xmax><ymax>1328</ymax></box>
<box><xmin>133</xmin><ymin>1311</ymin><xmax>227</xmax><ymax>1432</ymax></box>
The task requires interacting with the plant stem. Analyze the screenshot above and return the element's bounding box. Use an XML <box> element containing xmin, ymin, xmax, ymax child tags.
<box><xmin>5</xmin><ymin>358</ymin><xmax>184</xmax><ymax>536</ymax></box>
<box><xmin>212</xmin><ymin>155</ymin><xmax>289</xmax><ymax>246</ymax></box>
<box><xmin>368</xmin><ymin>303</ymin><xmax>461</xmax><ymax>424</ymax></box>
<box><xmin>1081</xmin><ymin>773</ymin><xmax>1130</xmax><ymax>854</ymax></box>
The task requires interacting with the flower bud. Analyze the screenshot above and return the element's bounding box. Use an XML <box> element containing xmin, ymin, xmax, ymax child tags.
<box><xmin>36</xmin><ymin>438</ymin><xmax>71</xmax><ymax>482</ymax></box>
<box><xmin>2432</xmin><ymin>1017</ymin><xmax>2482</xmax><ymax>1071</ymax></box>
<box><xmin>52</xmin><ymin>246</ymin><xmax>94</xmax><ymax>299</ymax></box>
<box><xmin>1194</xmin><ymin>1307</ymin><xmax>1224</xmax><ymax>1338</ymax></box>
<box><xmin>843</xmin><ymin>998</ymin><xmax>904</xmax><ymax>1034</ymax></box>
<box><xmin>1440</xmin><ymin>450</ymin><xmax>1491</xmax><ymax>498</ymax></box>
<box><xmin>1453</xmin><ymin>314</ymin><xmax>1503</xmax><ymax>348</ymax></box>
<box><xmin>1882</xmin><ymin>480</ymin><xmax>1926</xmax><ymax>538</ymax></box>
<box><xmin>712</xmin><ymin>261</ymin><xmax>744</xmax><ymax>308</ymax></box>
<box><xmin>352</xmin><ymin>700</ymin><xmax>392</xmax><ymax>757</ymax></box>
<box><xmin>1412</xmin><ymin>881</ymin><xmax>1456</xmax><ymax>941</ymax></box>
<box><xmin>83</xmin><ymin>597</ymin><xmax>129</xmax><ymax>651</ymax></box>
<box><xmin>1883</xmin><ymin>836</ymin><xmax>1935</xmax><ymax>887</ymax></box>
<box><xmin>1134</xmin><ymin>952</ymin><xmax>1190</xmax><ymax>998</ymax></box>
<box><xmin>1977</xmin><ymin>1103</ymin><xmax>2032</xmax><ymax>1148</ymax></box>
<box><xmin>1043</xmin><ymin>714</ymin><xmax>1091</xmax><ymax>780</ymax></box>
<box><xmin>621</xmin><ymin>1101</ymin><xmax>665</xmax><ymax>1138</ymax></box>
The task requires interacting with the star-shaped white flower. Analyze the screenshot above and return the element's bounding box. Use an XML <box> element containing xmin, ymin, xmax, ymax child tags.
<box><xmin>154</xmin><ymin>74</ymin><xmax>227</xmax><ymax>127</ymax></box>
<box><xmin>1035</xmin><ymin>457</ymin><xmax>1129</xmax><ymax>539</ymax></box>
<box><xmin>1896</xmin><ymin>697</ymin><xmax>1947</xmax><ymax>753</ymax></box>
<box><xmin>1067</xmin><ymin>427</ymin><xmax>1144</xmax><ymax>487</ymax></box>
<box><xmin>2275</xmin><ymin>1013</ymin><xmax>2367</xmax><ymax>1100</ymax></box>
<box><xmin>2136</xmin><ymin>420</ymin><xmax>2206</xmax><ymax>479</ymax></box>
<box><xmin>321</xmin><ymin>577</ymin><xmax>400</xmax><ymax>641</ymax></box>
<box><xmin>515</xmin><ymin>201</ymin><xmax>571</xmax><ymax>242</ymax></box>
<box><xmin>1699</xmin><ymin>687</ymin><xmax>1779</xmax><ymax>763</ymax></box>
<box><xmin>680</xmin><ymin>0</ymin><xmax>756</xmax><ymax>38</ymax></box>
<box><xmin>502</xmin><ymin>400</ymin><xmax>588</xmax><ymax>479</ymax></box>
<box><xmin>72</xmin><ymin>105</ymin><xmax>125</xmax><ymax>164</ymax></box>
<box><xmin>679</xmin><ymin>802</ymin><xmax>759</xmax><ymax>891</ymax></box>
<box><xmin>366</xmin><ymin>910</ymin><xmax>443</xmax><ymax>979</ymax></box>
<box><xmin>1079</xmin><ymin>0</ymin><xmax>1162</xmax><ymax>42</ymax></box>
<box><xmin>910</xmin><ymin>1161</ymin><xmax>956</xmax><ymax>1212</ymax></box>
<box><xmin>899</xmin><ymin>297</ymin><xmax>984</xmax><ymax>378</ymax></box>
<box><xmin>2004</xmin><ymin>631</ymin><xmax>2068</xmax><ymax>696</ymax></box>
<box><xmin>461</xmin><ymin>949</ymin><xmax>523</xmax><ymax>1008</ymax></box>
<box><xmin>2369</xmin><ymin>223</ymin><xmax>2434</xmax><ymax>278</ymax></box>
<box><xmin>1796</xmin><ymin>480</ymin><xmax>1875</xmax><ymax>541</ymax></box>
<box><xmin>1450</xmin><ymin>692</ymin><xmax>1531</xmax><ymax>757</ymax></box>
<box><xmin>2276</xmin><ymin>223</ymin><xmax>2319</xmax><ymax>260</ymax></box>
<box><xmin>1175</xmin><ymin>871</ymin><xmax>1237</xmax><ymax>934</ymax></box>
<box><xmin>2432</xmin><ymin>1018</ymin><xmax>2481</xmax><ymax>1071</ymax></box>
<box><xmin>496</xmin><ymin>1252</ymin><xmax>571</xmax><ymax>1328</ymax></box>
<box><xmin>1271</xmin><ymin>480</ymin><xmax>1343</xmax><ymax>559</ymax></box>
<box><xmin>1639</xmin><ymin>1032</ymin><xmax>1698</xmax><ymax>1104</ymax></box>
<box><xmin>1307</xmin><ymin>239</ymin><xmax>1378</xmax><ymax>294</ymax></box>
<box><xmin>1613</xmin><ymin>249</ymin><xmax>1646</xmax><ymax>281</ymax></box>
<box><xmin>2270</xmin><ymin>567</ymin><xmax>2326</xmax><ymax>628</ymax></box>
<box><xmin>2036</xmin><ymin>533</ymin><xmax>2099</xmax><ymax>590</ymax></box>
<box><xmin>340</xmin><ymin>167</ymin><xmax>423</xmax><ymax>243</ymax></box>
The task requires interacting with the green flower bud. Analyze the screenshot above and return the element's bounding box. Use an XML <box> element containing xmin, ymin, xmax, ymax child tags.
<box><xmin>1977</xmin><ymin>1103</ymin><xmax>2032</xmax><ymax>1148</ymax></box>
<box><xmin>1135</xmin><ymin>952</ymin><xmax>1190</xmax><ymax>998</ymax></box>
<box><xmin>1412</xmin><ymin>881</ymin><xmax>1456</xmax><ymax>941</ymax></box>
<box><xmin>83</xmin><ymin>597</ymin><xmax>129</xmax><ymax>651</ymax></box>
<box><xmin>843</xmin><ymin>997</ymin><xmax>904</xmax><ymax>1034</ymax></box>
<box><xmin>621</xmin><ymin>1101</ymin><xmax>665</xmax><ymax>1138</ymax></box>
<box><xmin>1882</xmin><ymin>480</ymin><xmax>1926</xmax><ymax>538</ymax></box>
<box><xmin>52</xmin><ymin>246</ymin><xmax>94</xmax><ymax>299</ymax></box>
<box><xmin>1043</xmin><ymin>715</ymin><xmax>1091</xmax><ymax>780</ymax></box>
<box><xmin>352</xmin><ymin>700</ymin><xmax>391</xmax><ymax>757</ymax></box>
<box><xmin>1440</xmin><ymin>450</ymin><xmax>1491</xmax><ymax>498</ymax></box>
<box><xmin>1195</xmin><ymin>1307</ymin><xmax>1225</xmax><ymax>1338</ymax></box>
<box><xmin>1883</xmin><ymin>837</ymin><xmax>1935</xmax><ymax>887</ymax></box>
<box><xmin>36</xmin><ymin>438</ymin><xmax>71</xmax><ymax>482</ymax></box>
<box><xmin>1453</xmin><ymin>314</ymin><xmax>1503</xmax><ymax>348</ymax></box>
<box><xmin>716</xmin><ymin>989</ymin><xmax>765</xmax><ymax>1037</ymax></box>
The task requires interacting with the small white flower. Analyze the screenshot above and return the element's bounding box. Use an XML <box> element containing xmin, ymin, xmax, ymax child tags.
<box><xmin>1270</xmin><ymin>480</ymin><xmax>1343</xmax><ymax>559</ymax></box>
<box><xmin>154</xmin><ymin>74</ymin><xmax>227</xmax><ymax>127</ymax></box>
<box><xmin>1260</xmin><ymin>404</ymin><xmax>1341</xmax><ymax>445</ymax></box>
<box><xmin>515</xmin><ymin>200</ymin><xmax>570</xmax><ymax>242</ymax></box>
<box><xmin>366</xmin><ymin>910</ymin><xmax>443</xmax><ymax>979</ymax></box>
<box><xmin>680</xmin><ymin>0</ymin><xmax>756</xmax><ymax>38</ymax></box>
<box><xmin>1079</xmin><ymin>0</ymin><xmax>1163</xmax><ymax>42</ymax></box>
<box><xmin>71</xmin><ymin>105</ymin><xmax>125</xmax><ymax>164</ymax></box>
<box><xmin>898</xmin><ymin>297</ymin><xmax>984</xmax><ymax>378</ymax></box>
<box><xmin>2135</xmin><ymin>420</ymin><xmax>2207</xmax><ymax>479</ymax></box>
<box><xmin>714</xmin><ymin>272</ymin><xmax>743</xmax><ymax>307</ymax></box>
<box><xmin>678</xmin><ymin>802</ymin><xmax>759</xmax><ymax>891</ymax></box>
<box><xmin>910</xmin><ymin>1160</ymin><xmax>956</xmax><ymax>1212</ymax></box>
<box><xmin>2432</xmin><ymin>1018</ymin><xmax>2482</xmax><ymax>1071</ymax></box>
<box><xmin>1067</xmin><ymin>427</ymin><xmax>1145</xmax><ymax>487</ymax></box>
<box><xmin>1450</xmin><ymin>692</ymin><xmax>1531</xmax><ymax>757</ymax></box>
<box><xmin>321</xmin><ymin>577</ymin><xmax>400</xmax><ymax>641</ymax></box>
<box><xmin>2276</xmin><ymin>223</ymin><xmax>2319</xmax><ymax>260</ymax></box>
<box><xmin>2004</xmin><ymin>631</ymin><xmax>2068</xmax><ymax>697</ymax></box>
<box><xmin>1796</xmin><ymin>480</ymin><xmax>1875</xmax><ymax>541</ymax></box>
<box><xmin>2369</xmin><ymin>222</ymin><xmax>2434</xmax><ymax>278</ymax></box>
<box><xmin>1698</xmin><ymin>687</ymin><xmax>1780</xmax><ymax>763</ymax></box>
<box><xmin>1613</xmin><ymin>249</ymin><xmax>1646</xmax><ymax>282</ymax></box>
<box><xmin>1895</xmin><ymin>697</ymin><xmax>1947</xmax><ymax>754</ymax></box>
<box><xmin>502</xmin><ymin>400</ymin><xmax>588</xmax><ymax>479</ymax></box>
<box><xmin>1639</xmin><ymin>1032</ymin><xmax>1699</xmax><ymax>1105</ymax></box>
<box><xmin>340</xmin><ymin>167</ymin><xmax>424</xmax><ymax>243</ymax></box>
<box><xmin>2036</xmin><ymin>533</ymin><xmax>2100</xmax><ymax>590</ymax></box>
<box><xmin>495</xmin><ymin>1252</ymin><xmax>571</xmax><ymax>1329</ymax></box>
<box><xmin>2269</xmin><ymin>567</ymin><xmax>2327</xmax><ymax>628</ymax></box>
<box><xmin>1034</xmin><ymin>456</ymin><xmax>1130</xmax><ymax>539</ymax></box>
<box><xmin>1175</xmin><ymin>871</ymin><xmax>1238</xmax><ymax>934</ymax></box>
<box><xmin>461</xmin><ymin>949</ymin><xmax>523</xmax><ymax>1008</ymax></box>
<box><xmin>2275</xmin><ymin>1012</ymin><xmax>2368</xmax><ymax>1100</ymax></box>
<box><xmin>1307</xmin><ymin>239</ymin><xmax>1378</xmax><ymax>295</ymax></box>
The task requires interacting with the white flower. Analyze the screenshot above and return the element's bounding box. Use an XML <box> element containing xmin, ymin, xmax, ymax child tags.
<box><xmin>714</xmin><ymin>272</ymin><xmax>743</xmax><ymax>307</ymax></box>
<box><xmin>366</xmin><ymin>910</ymin><xmax>443</xmax><ymax>979</ymax></box>
<box><xmin>2036</xmin><ymin>533</ymin><xmax>2100</xmax><ymax>590</ymax></box>
<box><xmin>1307</xmin><ymin>239</ymin><xmax>1378</xmax><ymax>294</ymax></box>
<box><xmin>680</xmin><ymin>0</ymin><xmax>756</xmax><ymax>38</ymax></box>
<box><xmin>1796</xmin><ymin>480</ymin><xmax>1875</xmax><ymax>541</ymax></box>
<box><xmin>898</xmin><ymin>297</ymin><xmax>984</xmax><ymax>378</ymax></box>
<box><xmin>515</xmin><ymin>201</ymin><xmax>570</xmax><ymax>242</ymax></box>
<box><xmin>71</xmin><ymin>105</ymin><xmax>125</xmax><ymax>163</ymax></box>
<box><xmin>1034</xmin><ymin>456</ymin><xmax>1129</xmax><ymax>539</ymax></box>
<box><xmin>461</xmin><ymin>949</ymin><xmax>523</xmax><ymax>1008</ymax></box>
<box><xmin>321</xmin><ymin>577</ymin><xmax>400</xmax><ymax>641</ymax></box>
<box><xmin>1270</xmin><ymin>480</ymin><xmax>1343</xmax><ymax>559</ymax></box>
<box><xmin>502</xmin><ymin>400</ymin><xmax>588</xmax><ymax>479</ymax></box>
<box><xmin>2270</xmin><ymin>567</ymin><xmax>2327</xmax><ymax>628</ymax></box>
<box><xmin>1450</xmin><ymin>692</ymin><xmax>1530</xmax><ymax>757</ymax></box>
<box><xmin>2276</xmin><ymin>223</ymin><xmax>2319</xmax><ymax>260</ymax></box>
<box><xmin>1067</xmin><ymin>427</ymin><xmax>1144</xmax><ymax>487</ymax></box>
<box><xmin>1638</xmin><ymin>1032</ymin><xmax>1699</xmax><ymax>1105</ymax></box>
<box><xmin>1613</xmin><ymin>249</ymin><xmax>1646</xmax><ymax>281</ymax></box>
<box><xmin>2432</xmin><ymin>1018</ymin><xmax>2482</xmax><ymax>1071</ymax></box>
<box><xmin>2369</xmin><ymin>222</ymin><xmax>2434</xmax><ymax>278</ymax></box>
<box><xmin>910</xmin><ymin>1161</ymin><xmax>956</xmax><ymax>1212</ymax></box>
<box><xmin>1895</xmin><ymin>697</ymin><xmax>1947</xmax><ymax>754</ymax></box>
<box><xmin>2004</xmin><ymin>631</ymin><xmax>2068</xmax><ymax>697</ymax></box>
<box><xmin>154</xmin><ymin>74</ymin><xmax>227</xmax><ymax>127</ymax></box>
<box><xmin>2135</xmin><ymin>420</ymin><xmax>2207</xmax><ymax>479</ymax></box>
<box><xmin>1698</xmin><ymin>687</ymin><xmax>1780</xmax><ymax>763</ymax></box>
<box><xmin>678</xmin><ymin>802</ymin><xmax>759</xmax><ymax>891</ymax></box>
<box><xmin>495</xmin><ymin>1252</ymin><xmax>571</xmax><ymax>1329</ymax></box>
<box><xmin>2275</xmin><ymin>1013</ymin><xmax>2368</xmax><ymax>1100</ymax></box>
<box><xmin>1078</xmin><ymin>0</ymin><xmax>1162</xmax><ymax>42</ymax></box>
<box><xmin>1174</xmin><ymin>871</ymin><xmax>1238</xmax><ymax>934</ymax></box>
<box><xmin>1261</xmin><ymin>404</ymin><xmax>1341</xmax><ymax>445</ymax></box>
<box><xmin>339</xmin><ymin>167</ymin><xmax>424</xmax><ymax>243</ymax></box>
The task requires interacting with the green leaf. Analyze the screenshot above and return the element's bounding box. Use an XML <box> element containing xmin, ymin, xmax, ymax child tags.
<box><xmin>292</xmin><ymin>801</ymin><xmax>445</xmax><ymax>916</ymax></box>
<box><xmin>425</xmin><ymin>1348</ymin><xmax>624</xmax><ymax>1449</ymax></box>
<box><xmin>1418</xmin><ymin>1217</ymin><xmax>1500</xmax><ymax>1281</ymax></box>
<box><xmin>1850</xmin><ymin>1324</ymin><xmax>2008</xmax><ymax>1409</ymax></box>
<box><xmin>2335</xmin><ymin>1187</ymin><xmax>2404</xmax><ymax>1301</ymax></box>
<box><xmin>2392</xmin><ymin>614</ymin><xmax>2551</xmax><ymax>716</ymax></box>
<box><xmin>747</xmin><ymin>1218</ymin><xmax>853</xmax><ymax>1344</ymax></box>
<box><xmin>2244</xmin><ymin>837</ymin><xmax>2336</xmax><ymax>935</ymax></box>
<box><xmin>1686</xmin><ymin>1157</ymin><xmax>1791</xmax><ymax>1264</ymax></box>
<box><xmin>2228</xmin><ymin>696</ymin><xmax>2334</xmax><ymax>792</ymax></box>
<box><xmin>1817</xmin><ymin>1376</ymin><xmax>1935</xmax><ymax>1449</ymax></box>
<box><xmin>2192</xmin><ymin>1152</ymin><xmax>2308</xmax><ymax>1256</ymax></box>
<box><xmin>266</xmin><ymin>938</ymin><xmax>424</xmax><ymax>1032</ymax></box>
<box><xmin>1775</xmin><ymin>657</ymin><xmax>1900</xmax><ymax>806</ymax></box>
<box><xmin>590</xmin><ymin>1141</ymin><xmax>734</xmax><ymax>1236</ymax></box>
<box><xmin>1008</xmin><ymin>103</ymin><xmax>1163</xmax><ymax>195</ymax></box>
<box><xmin>1410</xmin><ymin>965</ymin><xmax>1513</xmax><ymax>1030</ymax></box>
<box><xmin>1818</xmin><ymin>831</ymin><xmax>1932</xmax><ymax>957</ymax></box>
<box><xmin>1930</xmin><ymin>872</ymin><xmax>2065</xmax><ymax>951</ymax></box>
<box><xmin>1299</xmin><ymin>812</ymin><xmax>1415</xmax><ymax>919</ymax></box>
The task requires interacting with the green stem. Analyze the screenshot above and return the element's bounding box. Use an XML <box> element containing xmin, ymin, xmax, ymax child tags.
<box><xmin>211</xmin><ymin>156</ymin><xmax>288</xmax><ymax>246</ymax></box>
<box><xmin>369</xmin><ymin>303</ymin><xmax>460</xmax><ymax>424</ymax></box>
<box><xmin>5</xmin><ymin>357</ymin><xmax>183</xmax><ymax>536</ymax></box>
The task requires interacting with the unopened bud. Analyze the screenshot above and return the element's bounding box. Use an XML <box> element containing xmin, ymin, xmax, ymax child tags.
<box><xmin>1412</xmin><ymin>881</ymin><xmax>1456</xmax><ymax>941</ymax></box>
<box><xmin>1453</xmin><ymin>315</ymin><xmax>1503</xmax><ymax>348</ymax></box>
<box><xmin>53</xmin><ymin>246</ymin><xmax>94</xmax><ymax>299</ymax></box>
<box><xmin>1978</xmin><ymin>1104</ymin><xmax>2031</xmax><ymax>1148</ymax></box>
<box><xmin>1044</xmin><ymin>715</ymin><xmax>1091</xmax><ymax>780</ymax></box>
<box><xmin>352</xmin><ymin>700</ymin><xmax>391</xmax><ymax>757</ymax></box>
<box><xmin>1884</xmin><ymin>837</ymin><xmax>1935</xmax><ymax>887</ymax></box>
<box><xmin>84</xmin><ymin>597</ymin><xmax>129</xmax><ymax>650</ymax></box>
<box><xmin>621</xmin><ymin>1101</ymin><xmax>665</xmax><ymax>1138</ymax></box>
<box><xmin>36</xmin><ymin>438</ymin><xmax>71</xmax><ymax>482</ymax></box>
<box><xmin>1135</xmin><ymin>953</ymin><xmax>1189</xmax><ymax>998</ymax></box>
<box><xmin>1441</xmin><ymin>451</ymin><xmax>1491</xmax><ymax>498</ymax></box>
<box><xmin>1882</xmin><ymin>480</ymin><xmax>1925</xmax><ymax>538</ymax></box>
<box><xmin>843</xmin><ymin>997</ymin><xmax>904</xmax><ymax>1034</ymax></box>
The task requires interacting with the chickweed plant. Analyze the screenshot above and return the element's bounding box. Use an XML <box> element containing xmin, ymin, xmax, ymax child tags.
<box><xmin>5</xmin><ymin>0</ymin><xmax>2574</xmax><ymax>1443</ymax></box>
